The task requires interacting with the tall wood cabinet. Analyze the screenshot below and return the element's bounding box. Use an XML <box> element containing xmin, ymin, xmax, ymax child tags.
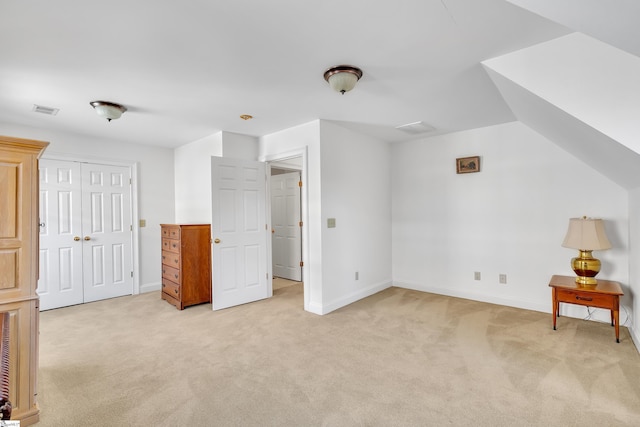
<box><xmin>161</xmin><ymin>224</ymin><xmax>212</xmax><ymax>310</ymax></box>
<box><xmin>0</xmin><ymin>136</ymin><xmax>48</xmax><ymax>425</ymax></box>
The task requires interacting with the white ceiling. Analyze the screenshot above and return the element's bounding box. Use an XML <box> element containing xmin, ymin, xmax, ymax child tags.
<box><xmin>0</xmin><ymin>0</ymin><xmax>570</xmax><ymax>148</ymax></box>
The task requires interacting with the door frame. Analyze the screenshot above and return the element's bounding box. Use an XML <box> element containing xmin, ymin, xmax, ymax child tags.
<box><xmin>40</xmin><ymin>152</ymin><xmax>141</xmax><ymax>295</ymax></box>
<box><xmin>263</xmin><ymin>147</ymin><xmax>309</xmax><ymax>311</ymax></box>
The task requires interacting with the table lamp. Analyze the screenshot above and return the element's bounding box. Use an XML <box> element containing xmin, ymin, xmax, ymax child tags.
<box><xmin>561</xmin><ymin>216</ymin><xmax>611</xmax><ymax>285</ymax></box>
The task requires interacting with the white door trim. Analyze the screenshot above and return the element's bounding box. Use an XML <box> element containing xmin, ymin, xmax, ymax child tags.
<box><xmin>40</xmin><ymin>152</ymin><xmax>141</xmax><ymax>295</ymax></box>
<box><xmin>262</xmin><ymin>147</ymin><xmax>310</xmax><ymax>312</ymax></box>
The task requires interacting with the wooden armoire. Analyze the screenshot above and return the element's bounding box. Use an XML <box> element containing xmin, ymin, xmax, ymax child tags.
<box><xmin>0</xmin><ymin>136</ymin><xmax>48</xmax><ymax>425</ymax></box>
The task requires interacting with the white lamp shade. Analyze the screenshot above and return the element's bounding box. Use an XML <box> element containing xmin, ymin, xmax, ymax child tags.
<box><xmin>562</xmin><ymin>217</ymin><xmax>612</xmax><ymax>250</ymax></box>
<box><xmin>328</xmin><ymin>72</ymin><xmax>359</xmax><ymax>94</ymax></box>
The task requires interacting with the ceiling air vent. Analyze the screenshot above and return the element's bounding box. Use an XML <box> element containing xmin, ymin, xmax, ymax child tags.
<box><xmin>32</xmin><ymin>104</ymin><xmax>59</xmax><ymax>115</ymax></box>
<box><xmin>395</xmin><ymin>121</ymin><xmax>435</xmax><ymax>135</ymax></box>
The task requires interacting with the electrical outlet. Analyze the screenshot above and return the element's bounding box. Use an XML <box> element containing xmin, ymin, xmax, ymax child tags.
<box><xmin>474</xmin><ymin>272</ymin><xmax>481</xmax><ymax>280</ymax></box>
<box><xmin>499</xmin><ymin>274</ymin><xmax>507</xmax><ymax>284</ymax></box>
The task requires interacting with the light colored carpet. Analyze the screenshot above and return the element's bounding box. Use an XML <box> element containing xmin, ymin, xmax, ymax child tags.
<box><xmin>37</xmin><ymin>285</ymin><xmax>640</xmax><ymax>426</ymax></box>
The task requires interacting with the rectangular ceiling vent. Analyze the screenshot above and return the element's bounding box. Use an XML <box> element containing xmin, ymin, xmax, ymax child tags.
<box><xmin>32</xmin><ymin>104</ymin><xmax>59</xmax><ymax>115</ymax></box>
<box><xmin>395</xmin><ymin>121</ymin><xmax>435</xmax><ymax>135</ymax></box>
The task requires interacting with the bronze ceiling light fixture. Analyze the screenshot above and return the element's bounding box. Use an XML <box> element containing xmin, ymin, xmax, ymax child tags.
<box><xmin>90</xmin><ymin>101</ymin><xmax>127</xmax><ymax>122</ymax></box>
<box><xmin>323</xmin><ymin>65</ymin><xmax>363</xmax><ymax>94</ymax></box>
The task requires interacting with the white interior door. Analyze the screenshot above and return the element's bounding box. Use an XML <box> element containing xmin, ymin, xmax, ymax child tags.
<box><xmin>38</xmin><ymin>159</ymin><xmax>133</xmax><ymax>310</ymax></box>
<box><xmin>211</xmin><ymin>157</ymin><xmax>268</xmax><ymax>310</ymax></box>
<box><xmin>38</xmin><ymin>159</ymin><xmax>84</xmax><ymax>310</ymax></box>
<box><xmin>271</xmin><ymin>172</ymin><xmax>302</xmax><ymax>281</ymax></box>
<box><xmin>81</xmin><ymin>163</ymin><xmax>133</xmax><ymax>302</ymax></box>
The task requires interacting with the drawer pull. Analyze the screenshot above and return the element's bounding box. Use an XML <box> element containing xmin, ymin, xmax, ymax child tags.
<box><xmin>174</xmin><ymin>274</ymin><xmax>179</xmax><ymax>279</ymax></box>
<box><xmin>576</xmin><ymin>296</ymin><xmax>593</xmax><ymax>302</ymax></box>
<box><xmin>174</xmin><ymin>289</ymin><xmax>178</xmax><ymax>294</ymax></box>
<box><xmin>174</xmin><ymin>259</ymin><xmax>179</xmax><ymax>263</ymax></box>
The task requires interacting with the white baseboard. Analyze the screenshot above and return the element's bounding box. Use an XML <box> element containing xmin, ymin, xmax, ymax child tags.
<box><xmin>393</xmin><ymin>280</ymin><xmax>549</xmax><ymax>313</ymax></box>
<box><xmin>630</xmin><ymin>326</ymin><xmax>640</xmax><ymax>353</ymax></box>
<box><xmin>318</xmin><ymin>280</ymin><xmax>392</xmax><ymax>315</ymax></box>
<box><xmin>140</xmin><ymin>281</ymin><xmax>161</xmax><ymax>294</ymax></box>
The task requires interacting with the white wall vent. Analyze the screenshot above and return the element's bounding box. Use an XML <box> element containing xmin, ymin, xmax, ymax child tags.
<box><xmin>395</xmin><ymin>121</ymin><xmax>435</xmax><ymax>134</ymax></box>
<box><xmin>32</xmin><ymin>104</ymin><xmax>59</xmax><ymax>115</ymax></box>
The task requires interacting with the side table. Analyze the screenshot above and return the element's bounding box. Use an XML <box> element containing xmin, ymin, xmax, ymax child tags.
<box><xmin>549</xmin><ymin>275</ymin><xmax>623</xmax><ymax>343</ymax></box>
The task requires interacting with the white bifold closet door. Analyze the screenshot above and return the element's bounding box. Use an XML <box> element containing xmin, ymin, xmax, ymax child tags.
<box><xmin>38</xmin><ymin>159</ymin><xmax>133</xmax><ymax>310</ymax></box>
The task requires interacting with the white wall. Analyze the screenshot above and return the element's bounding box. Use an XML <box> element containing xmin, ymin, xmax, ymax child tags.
<box><xmin>175</xmin><ymin>131</ymin><xmax>259</xmax><ymax>223</ymax></box>
<box><xmin>319</xmin><ymin>121</ymin><xmax>392</xmax><ymax>312</ymax></box>
<box><xmin>628</xmin><ymin>188</ymin><xmax>640</xmax><ymax>348</ymax></box>
<box><xmin>0</xmin><ymin>123</ymin><xmax>175</xmax><ymax>294</ymax></box>
<box><xmin>391</xmin><ymin>121</ymin><xmax>631</xmax><ymax>326</ymax></box>
<box><xmin>174</xmin><ymin>132</ymin><xmax>222</xmax><ymax>223</ymax></box>
<box><xmin>260</xmin><ymin>120</ymin><xmax>323</xmax><ymax>313</ymax></box>
<box><xmin>260</xmin><ymin>120</ymin><xmax>392</xmax><ymax>314</ymax></box>
<box><xmin>221</xmin><ymin>131</ymin><xmax>259</xmax><ymax>160</ymax></box>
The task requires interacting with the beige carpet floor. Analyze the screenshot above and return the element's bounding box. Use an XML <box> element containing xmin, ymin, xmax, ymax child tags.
<box><xmin>37</xmin><ymin>283</ymin><xmax>640</xmax><ymax>426</ymax></box>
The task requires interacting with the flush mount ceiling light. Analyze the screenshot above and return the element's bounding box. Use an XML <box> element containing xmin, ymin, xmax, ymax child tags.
<box><xmin>323</xmin><ymin>65</ymin><xmax>363</xmax><ymax>95</ymax></box>
<box><xmin>240</xmin><ymin>114</ymin><xmax>253</xmax><ymax>120</ymax></box>
<box><xmin>89</xmin><ymin>100</ymin><xmax>127</xmax><ymax>122</ymax></box>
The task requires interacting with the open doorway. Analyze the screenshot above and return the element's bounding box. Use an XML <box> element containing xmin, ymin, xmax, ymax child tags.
<box><xmin>268</xmin><ymin>156</ymin><xmax>304</xmax><ymax>299</ymax></box>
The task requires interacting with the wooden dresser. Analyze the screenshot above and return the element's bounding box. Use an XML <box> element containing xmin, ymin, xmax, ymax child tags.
<box><xmin>0</xmin><ymin>136</ymin><xmax>48</xmax><ymax>425</ymax></box>
<box><xmin>161</xmin><ymin>224</ymin><xmax>212</xmax><ymax>310</ymax></box>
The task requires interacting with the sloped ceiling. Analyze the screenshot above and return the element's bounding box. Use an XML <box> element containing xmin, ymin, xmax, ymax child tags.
<box><xmin>485</xmin><ymin>3</ymin><xmax>640</xmax><ymax>189</ymax></box>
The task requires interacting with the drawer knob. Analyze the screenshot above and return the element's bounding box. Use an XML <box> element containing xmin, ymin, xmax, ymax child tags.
<box><xmin>174</xmin><ymin>289</ymin><xmax>178</xmax><ymax>294</ymax></box>
<box><xmin>174</xmin><ymin>274</ymin><xmax>179</xmax><ymax>279</ymax></box>
<box><xmin>174</xmin><ymin>259</ymin><xmax>179</xmax><ymax>263</ymax></box>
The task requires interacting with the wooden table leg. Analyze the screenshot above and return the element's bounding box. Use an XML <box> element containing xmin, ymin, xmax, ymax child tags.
<box><xmin>614</xmin><ymin>296</ymin><xmax>620</xmax><ymax>343</ymax></box>
<box><xmin>552</xmin><ymin>289</ymin><xmax>557</xmax><ymax>330</ymax></box>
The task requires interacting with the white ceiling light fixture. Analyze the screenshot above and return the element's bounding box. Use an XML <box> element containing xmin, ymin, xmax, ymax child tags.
<box><xmin>90</xmin><ymin>100</ymin><xmax>127</xmax><ymax>122</ymax></box>
<box><xmin>323</xmin><ymin>65</ymin><xmax>363</xmax><ymax>95</ymax></box>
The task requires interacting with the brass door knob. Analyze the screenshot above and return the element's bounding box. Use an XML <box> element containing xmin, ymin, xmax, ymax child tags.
<box><xmin>74</xmin><ymin>236</ymin><xmax>80</xmax><ymax>241</ymax></box>
<box><xmin>214</xmin><ymin>238</ymin><xmax>221</xmax><ymax>244</ymax></box>
<box><xmin>84</xmin><ymin>236</ymin><xmax>91</xmax><ymax>241</ymax></box>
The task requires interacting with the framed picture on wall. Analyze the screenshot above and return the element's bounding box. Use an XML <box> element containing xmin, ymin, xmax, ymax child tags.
<box><xmin>456</xmin><ymin>156</ymin><xmax>480</xmax><ymax>174</ymax></box>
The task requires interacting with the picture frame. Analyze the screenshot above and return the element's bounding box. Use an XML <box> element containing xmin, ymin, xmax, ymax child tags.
<box><xmin>456</xmin><ymin>156</ymin><xmax>480</xmax><ymax>174</ymax></box>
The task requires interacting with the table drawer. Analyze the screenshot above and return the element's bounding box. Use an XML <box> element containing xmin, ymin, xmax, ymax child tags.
<box><xmin>162</xmin><ymin>238</ymin><xmax>181</xmax><ymax>253</ymax></box>
<box><xmin>556</xmin><ymin>289</ymin><xmax>616</xmax><ymax>310</ymax></box>
<box><xmin>162</xmin><ymin>250</ymin><xmax>180</xmax><ymax>268</ymax></box>
<box><xmin>162</xmin><ymin>265</ymin><xmax>181</xmax><ymax>283</ymax></box>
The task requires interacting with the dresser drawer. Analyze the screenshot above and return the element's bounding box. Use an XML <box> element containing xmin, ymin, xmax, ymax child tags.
<box><xmin>556</xmin><ymin>289</ymin><xmax>616</xmax><ymax>310</ymax></box>
<box><xmin>161</xmin><ymin>288</ymin><xmax>181</xmax><ymax>310</ymax></box>
<box><xmin>162</xmin><ymin>225</ymin><xmax>181</xmax><ymax>240</ymax></box>
<box><xmin>162</xmin><ymin>250</ymin><xmax>180</xmax><ymax>268</ymax></box>
<box><xmin>162</xmin><ymin>278</ymin><xmax>180</xmax><ymax>299</ymax></box>
<box><xmin>162</xmin><ymin>238</ymin><xmax>181</xmax><ymax>253</ymax></box>
<box><xmin>162</xmin><ymin>265</ymin><xmax>181</xmax><ymax>283</ymax></box>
